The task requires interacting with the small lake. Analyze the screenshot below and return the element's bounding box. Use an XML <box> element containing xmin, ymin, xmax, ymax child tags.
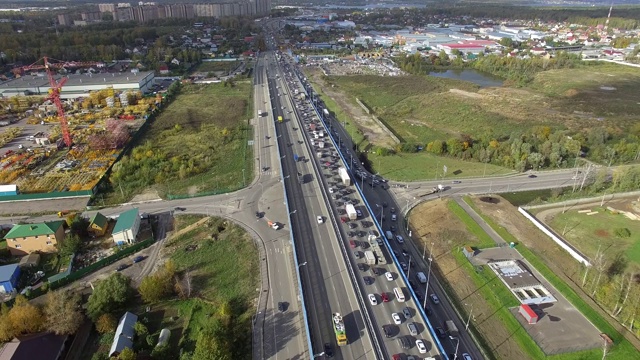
<box><xmin>428</xmin><ymin>69</ymin><xmax>504</xmax><ymax>88</ymax></box>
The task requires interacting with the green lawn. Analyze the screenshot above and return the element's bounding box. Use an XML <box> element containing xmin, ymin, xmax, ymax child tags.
<box><xmin>103</xmin><ymin>81</ymin><xmax>254</xmax><ymax>203</ymax></box>
<box><xmin>370</xmin><ymin>152</ymin><xmax>513</xmax><ymax>181</ymax></box>
<box><xmin>547</xmin><ymin>207</ymin><xmax>640</xmax><ymax>264</ymax></box>
<box><xmin>447</xmin><ymin>200</ymin><xmax>499</xmax><ymax>248</ymax></box>
<box><xmin>195</xmin><ymin>61</ymin><xmax>240</xmax><ymax>74</ymax></box>
<box><xmin>166</xmin><ymin>215</ymin><xmax>259</xmax><ymax>357</ymax></box>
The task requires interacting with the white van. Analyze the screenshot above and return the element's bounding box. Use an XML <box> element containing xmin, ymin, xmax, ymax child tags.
<box><xmin>417</xmin><ymin>272</ymin><xmax>427</xmax><ymax>284</ymax></box>
<box><xmin>394</xmin><ymin>287</ymin><xmax>405</xmax><ymax>302</ymax></box>
<box><xmin>385</xmin><ymin>231</ymin><xmax>394</xmax><ymax>240</ymax></box>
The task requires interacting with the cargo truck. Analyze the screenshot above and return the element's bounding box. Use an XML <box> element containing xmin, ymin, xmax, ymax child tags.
<box><xmin>332</xmin><ymin>313</ymin><xmax>348</xmax><ymax>346</ymax></box>
<box><xmin>345</xmin><ymin>204</ymin><xmax>357</xmax><ymax>220</ymax></box>
<box><xmin>317</xmin><ymin>130</ymin><xmax>324</xmax><ymax>138</ymax></box>
<box><xmin>445</xmin><ymin>320</ymin><xmax>459</xmax><ymax>337</ymax></box>
<box><xmin>368</xmin><ymin>235</ymin><xmax>387</xmax><ymax>265</ymax></box>
<box><xmin>338</xmin><ymin>167</ymin><xmax>351</xmax><ymax>186</ymax></box>
<box><xmin>364</xmin><ymin>251</ymin><xmax>377</xmax><ymax>265</ymax></box>
<box><xmin>299</xmin><ymin>93</ymin><xmax>306</xmax><ymax>100</ymax></box>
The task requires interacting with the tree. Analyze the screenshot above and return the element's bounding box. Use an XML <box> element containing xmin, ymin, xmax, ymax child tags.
<box><xmin>192</xmin><ymin>325</ymin><xmax>230</xmax><ymax>360</ymax></box>
<box><xmin>96</xmin><ymin>313</ymin><xmax>117</xmax><ymax>334</ymax></box>
<box><xmin>152</xmin><ymin>343</ymin><xmax>171</xmax><ymax>360</ymax></box>
<box><xmin>91</xmin><ymin>353</ymin><xmax>109</xmax><ymax>360</ymax></box>
<box><xmin>134</xmin><ymin>322</ymin><xmax>148</xmax><ymax>338</ymax></box>
<box><xmin>8</xmin><ymin>295</ymin><xmax>44</xmax><ymax>335</ymax></box>
<box><xmin>60</xmin><ymin>233</ymin><xmax>82</xmax><ymax>257</ymax></box>
<box><xmin>87</xmin><ymin>273</ymin><xmax>134</xmax><ymax>321</ymax></box>
<box><xmin>44</xmin><ymin>290</ymin><xmax>84</xmax><ymax>335</ymax></box>
<box><xmin>70</xmin><ymin>216</ymin><xmax>90</xmax><ymax>237</ymax></box>
<box><xmin>139</xmin><ymin>261</ymin><xmax>176</xmax><ymax>303</ymax></box>
<box><xmin>117</xmin><ymin>347</ymin><xmax>136</xmax><ymax>360</ymax></box>
<box><xmin>0</xmin><ymin>303</ymin><xmax>14</xmax><ymax>342</ymax></box>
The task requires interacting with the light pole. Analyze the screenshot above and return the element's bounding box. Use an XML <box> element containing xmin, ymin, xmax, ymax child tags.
<box><xmin>450</xmin><ymin>336</ymin><xmax>460</xmax><ymax>360</ymax></box>
<box><xmin>375</xmin><ymin>204</ymin><xmax>383</xmax><ymax>226</ymax></box>
<box><xmin>242</xmin><ymin>168</ymin><xmax>246</xmax><ymax>186</ymax></box>
<box><xmin>298</xmin><ymin>261</ymin><xmax>307</xmax><ymax>268</ymax></box>
<box><xmin>465</xmin><ymin>302</ymin><xmax>474</xmax><ymax>331</ymax></box>
<box><xmin>423</xmin><ymin>241</ymin><xmax>434</xmax><ymax>310</ymax></box>
<box><xmin>407</xmin><ymin>255</ymin><xmax>412</xmax><ymax>279</ymax></box>
<box><xmin>312</xmin><ymin>352</ymin><xmax>325</xmax><ymax>358</ymax></box>
<box><xmin>289</xmin><ymin>210</ymin><xmax>297</xmax><ymax>215</ymax></box>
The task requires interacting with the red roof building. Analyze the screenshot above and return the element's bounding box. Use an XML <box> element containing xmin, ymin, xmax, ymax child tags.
<box><xmin>518</xmin><ymin>304</ymin><xmax>539</xmax><ymax>324</ymax></box>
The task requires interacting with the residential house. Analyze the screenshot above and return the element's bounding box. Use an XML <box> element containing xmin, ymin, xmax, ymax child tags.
<box><xmin>159</xmin><ymin>64</ymin><xmax>169</xmax><ymax>75</ymax></box>
<box><xmin>3</xmin><ymin>221</ymin><xmax>66</xmax><ymax>256</ymax></box>
<box><xmin>88</xmin><ymin>212</ymin><xmax>109</xmax><ymax>236</ymax></box>
<box><xmin>0</xmin><ymin>332</ymin><xmax>68</xmax><ymax>360</ymax></box>
<box><xmin>0</xmin><ymin>264</ymin><xmax>20</xmax><ymax>293</ymax></box>
<box><xmin>112</xmin><ymin>208</ymin><xmax>140</xmax><ymax>245</ymax></box>
<box><xmin>109</xmin><ymin>312</ymin><xmax>138</xmax><ymax>357</ymax></box>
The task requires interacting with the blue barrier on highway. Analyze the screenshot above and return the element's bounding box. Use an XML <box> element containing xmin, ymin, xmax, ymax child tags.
<box><xmin>270</xmin><ymin>67</ymin><xmax>315</xmax><ymax>358</ymax></box>
<box><xmin>298</xmin><ymin>71</ymin><xmax>449</xmax><ymax>360</ymax></box>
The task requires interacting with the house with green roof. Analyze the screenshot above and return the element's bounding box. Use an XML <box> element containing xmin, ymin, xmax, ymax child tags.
<box><xmin>3</xmin><ymin>221</ymin><xmax>66</xmax><ymax>256</ymax></box>
<box><xmin>112</xmin><ymin>208</ymin><xmax>140</xmax><ymax>245</ymax></box>
<box><xmin>87</xmin><ymin>212</ymin><xmax>109</xmax><ymax>236</ymax></box>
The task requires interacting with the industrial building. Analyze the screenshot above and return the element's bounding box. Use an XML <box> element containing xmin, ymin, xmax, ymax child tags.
<box><xmin>0</xmin><ymin>71</ymin><xmax>155</xmax><ymax>99</ymax></box>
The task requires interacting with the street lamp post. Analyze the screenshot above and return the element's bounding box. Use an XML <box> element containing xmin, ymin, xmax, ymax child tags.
<box><xmin>450</xmin><ymin>336</ymin><xmax>460</xmax><ymax>360</ymax></box>
<box><xmin>242</xmin><ymin>168</ymin><xmax>246</xmax><ymax>186</ymax></box>
<box><xmin>423</xmin><ymin>242</ymin><xmax>434</xmax><ymax>310</ymax></box>
<box><xmin>375</xmin><ymin>204</ymin><xmax>383</xmax><ymax>226</ymax></box>
<box><xmin>465</xmin><ymin>303</ymin><xmax>474</xmax><ymax>331</ymax></box>
<box><xmin>289</xmin><ymin>210</ymin><xmax>297</xmax><ymax>215</ymax></box>
<box><xmin>298</xmin><ymin>261</ymin><xmax>307</xmax><ymax>268</ymax></box>
<box><xmin>407</xmin><ymin>255</ymin><xmax>412</xmax><ymax>279</ymax></box>
<box><xmin>312</xmin><ymin>352</ymin><xmax>325</xmax><ymax>358</ymax></box>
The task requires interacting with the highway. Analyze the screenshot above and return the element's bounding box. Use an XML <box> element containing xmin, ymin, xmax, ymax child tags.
<box><xmin>268</xmin><ymin>50</ymin><xmax>379</xmax><ymax>359</ymax></box>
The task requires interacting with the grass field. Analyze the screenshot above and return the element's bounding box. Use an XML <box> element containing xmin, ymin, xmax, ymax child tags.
<box><xmin>370</xmin><ymin>152</ymin><xmax>514</xmax><ymax>181</ymax></box>
<box><xmin>165</xmin><ymin>215</ymin><xmax>258</xmax><ymax>356</ymax></box>
<box><xmin>547</xmin><ymin>207</ymin><xmax>640</xmax><ymax>264</ymax></box>
<box><xmin>103</xmin><ymin>81</ymin><xmax>253</xmax><ymax>203</ymax></box>
<box><xmin>196</xmin><ymin>60</ymin><xmax>240</xmax><ymax>74</ymax></box>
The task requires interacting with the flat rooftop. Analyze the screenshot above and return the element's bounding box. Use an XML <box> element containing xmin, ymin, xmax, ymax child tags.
<box><xmin>0</xmin><ymin>71</ymin><xmax>154</xmax><ymax>90</ymax></box>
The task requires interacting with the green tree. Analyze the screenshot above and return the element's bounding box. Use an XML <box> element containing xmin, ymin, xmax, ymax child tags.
<box><xmin>138</xmin><ymin>261</ymin><xmax>176</xmax><ymax>303</ymax></box>
<box><xmin>96</xmin><ymin>313</ymin><xmax>117</xmax><ymax>334</ymax></box>
<box><xmin>60</xmin><ymin>233</ymin><xmax>82</xmax><ymax>257</ymax></box>
<box><xmin>117</xmin><ymin>347</ymin><xmax>136</xmax><ymax>360</ymax></box>
<box><xmin>91</xmin><ymin>353</ymin><xmax>109</xmax><ymax>360</ymax></box>
<box><xmin>134</xmin><ymin>322</ymin><xmax>149</xmax><ymax>338</ymax></box>
<box><xmin>44</xmin><ymin>290</ymin><xmax>84</xmax><ymax>335</ymax></box>
<box><xmin>87</xmin><ymin>273</ymin><xmax>133</xmax><ymax>321</ymax></box>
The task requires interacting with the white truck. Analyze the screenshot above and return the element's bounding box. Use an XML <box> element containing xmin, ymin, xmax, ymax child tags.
<box><xmin>317</xmin><ymin>130</ymin><xmax>324</xmax><ymax>138</ymax></box>
<box><xmin>338</xmin><ymin>167</ymin><xmax>351</xmax><ymax>186</ymax></box>
<box><xmin>345</xmin><ymin>204</ymin><xmax>357</xmax><ymax>220</ymax></box>
<box><xmin>318</xmin><ymin>141</ymin><xmax>325</xmax><ymax>149</ymax></box>
<box><xmin>257</xmin><ymin>109</ymin><xmax>263</xmax><ymax>117</ymax></box>
<box><xmin>317</xmin><ymin>151</ymin><xmax>323</xmax><ymax>158</ymax></box>
<box><xmin>368</xmin><ymin>235</ymin><xmax>387</xmax><ymax>265</ymax></box>
<box><xmin>364</xmin><ymin>251</ymin><xmax>377</xmax><ymax>265</ymax></box>
<box><xmin>323</xmin><ymin>108</ymin><xmax>330</xmax><ymax>116</ymax></box>
<box><xmin>424</xmin><ymin>184</ymin><xmax>445</xmax><ymax>196</ymax></box>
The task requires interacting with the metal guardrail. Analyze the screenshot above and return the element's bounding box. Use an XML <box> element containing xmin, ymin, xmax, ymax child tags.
<box><xmin>294</xmin><ymin>67</ymin><xmax>449</xmax><ymax>360</ymax></box>
<box><xmin>269</xmin><ymin>62</ymin><xmax>315</xmax><ymax>359</ymax></box>
<box><xmin>283</xmin><ymin>68</ymin><xmax>385</xmax><ymax>360</ymax></box>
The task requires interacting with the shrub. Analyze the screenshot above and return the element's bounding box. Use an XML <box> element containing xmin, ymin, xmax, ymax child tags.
<box><xmin>614</xmin><ymin>228</ymin><xmax>631</xmax><ymax>238</ymax></box>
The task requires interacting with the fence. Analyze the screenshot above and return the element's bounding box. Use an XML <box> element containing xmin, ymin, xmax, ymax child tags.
<box><xmin>0</xmin><ymin>190</ymin><xmax>93</xmax><ymax>202</ymax></box>
<box><xmin>49</xmin><ymin>237</ymin><xmax>155</xmax><ymax>289</ymax></box>
<box><xmin>47</xmin><ymin>254</ymin><xmax>76</xmax><ymax>283</ymax></box>
<box><xmin>517</xmin><ymin>207</ymin><xmax>591</xmax><ymax>266</ymax></box>
<box><xmin>355</xmin><ymin>98</ymin><xmax>401</xmax><ymax>144</ymax></box>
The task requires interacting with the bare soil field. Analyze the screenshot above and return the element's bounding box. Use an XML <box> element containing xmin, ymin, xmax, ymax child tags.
<box><xmin>306</xmin><ymin>67</ymin><xmax>397</xmax><ymax>149</ymax></box>
<box><xmin>409</xmin><ymin>199</ymin><xmax>529</xmax><ymax>359</ymax></box>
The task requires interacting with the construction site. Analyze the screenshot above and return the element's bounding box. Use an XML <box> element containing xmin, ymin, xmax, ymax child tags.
<box><xmin>0</xmin><ymin>58</ymin><xmax>162</xmax><ymax>198</ymax></box>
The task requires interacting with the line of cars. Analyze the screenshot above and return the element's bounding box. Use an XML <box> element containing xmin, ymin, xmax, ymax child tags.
<box><xmin>280</xmin><ymin>58</ymin><xmax>436</xmax><ymax>360</ymax></box>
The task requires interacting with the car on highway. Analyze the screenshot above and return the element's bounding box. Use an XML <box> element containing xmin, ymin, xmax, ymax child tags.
<box><xmin>402</xmin><ymin>307</ymin><xmax>412</xmax><ymax>319</ymax></box>
<box><xmin>396</xmin><ymin>235</ymin><xmax>404</xmax><ymax>244</ymax></box>
<box><xmin>392</xmin><ymin>312</ymin><xmax>402</xmax><ymax>325</ymax></box>
<box><xmin>348</xmin><ymin>223</ymin><xmax>357</xmax><ymax>229</ymax></box>
<box><xmin>317</xmin><ymin>216</ymin><xmax>324</xmax><ymax>224</ymax></box>
<box><xmin>407</xmin><ymin>322</ymin><xmax>418</xmax><ymax>336</ymax></box>
<box><xmin>381</xmin><ymin>292</ymin><xmax>390</xmax><ymax>302</ymax></box>
<box><xmin>368</xmin><ymin>294</ymin><xmax>378</xmax><ymax>305</ymax></box>
<box><xmin>430</xmin><ymin>293</ymin><xmax>440</xmax><ymax>305</ymax></box>
<box><xmin>354</xmin><ymin>251</ymin><xmax>362</xmax><ymax>259</ymax></box>
<box><xmin>364</xmin><ymin>276</ymin><xmax>373</xmax><ymax>285</ymax></box>
<box><xmin>340</xmin><ymin>217</ymin><xmax>348</xmax><ymax>223</ymax></box>
<box><xmin>462</xmin><ymin>353</ymin><xmax>473</xmax><ymax>360</ymax></box>
<box><xmin>402</xmin><ymin>249</ymin><xmax>409</xmax><ymax>257</ymax></box>
<box><xmin>372</xmin><ymin>267</ymin><xmax>382</xmax><ymax>276</ymax></box>
<box><xmin>385</xmin><ymin>272</ymin><xmax>394</xmax><ymax>281</ymax></box>
<box><xmin>400</xmin><ymin>262</ymin><xmax>408</xmax><ymax>272</ymax></box>
<box><xmin>329</xmin><ymin>187</ymin><xmax>334</xmax><ymax>193</ymax></box>
<box><xmin>416</xmin><ymin>339</ymin><xmax>427</xmax><ymax>354</ymax></box>
<box><xmin>383</xmin><ymin>325</ymin><xmax>393</xmax><ymax>338</ymax></box>
<box><xmin>390</xmin><ymin>207</ymin><xmax>396</xmax><ymax>213</ymax></box>
<box><xmin>435</xmin><ymin>327</ymin><xmax>446</xmax><ymax>338</ymax></box>
<box><xmin>324</xmin><ymin>343</ymin><xmax>334</xmax><ymax>358</ymax></box>
<box><xmin>357</xmin><ymin>263</ymin><xmax>366</xmax><ymax>271</ymax></box>
<box><xmin>391</xmin><ymin>214</ymin><xmax>397</xmax><ymax>221</ymax></box>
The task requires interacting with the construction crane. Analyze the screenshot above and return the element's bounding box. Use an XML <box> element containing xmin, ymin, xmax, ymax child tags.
<box><xmin>13</xmin><ymin>57</ymin><xmax>102</xmax><ymax>147</ymax></box>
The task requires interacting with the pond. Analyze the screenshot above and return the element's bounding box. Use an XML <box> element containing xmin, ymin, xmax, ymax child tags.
<box><xmin>428</xmin><ymin>69</ymin><xmax>504</xmax><ymax>88</ymax></box>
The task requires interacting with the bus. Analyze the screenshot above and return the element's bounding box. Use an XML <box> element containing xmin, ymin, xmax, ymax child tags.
<box><xmin>394</xmin><ymin>287</ymin><xmax>405</xmax><ymax>302</ymax></box>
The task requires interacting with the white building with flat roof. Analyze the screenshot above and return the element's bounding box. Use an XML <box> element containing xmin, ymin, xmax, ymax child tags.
<box><xmin>0</xmin><ymin>71</ymin><xmax>155</xmax><ymax>99</ymax></box>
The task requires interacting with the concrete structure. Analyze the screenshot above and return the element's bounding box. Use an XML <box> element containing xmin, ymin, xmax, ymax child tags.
<box><xmin>0</xmin><ymin>264</ymin><xmax>20</xmax><ymax>293</ymax></box>
<box><xmin>0</xmin><ymin>71</ymin><xmax>155</xmax><ymax>99</ymax></box>
<box><xmin>112</xmin><ymin>208</ymin><xmax>140</xmax><ymax>245</ymax></box>
<box><xmin>519</xmin><ymin>304</ymin><xmax>539</xmax><ymax>324</ymax></box>
<box><xmin>488</xmin><ymin>260</ymin><xmax>557</xmax><ymax>305</ymax></box>
<box><xmin>87</xmin><ymin>212</ymin><xmax>109</xmax><ymax>236</ymax></box>
<box><xmin>0</xmin><ymin>185</ymin><xmax>18</xmax><ymax>196</ymax></box>
<box><xmin>57</xmin><ymin>14</ymin><xmax>72</xmax><ymax>26</ymax></box>
<box><xmin>3</xmin><ymin>221</ymin><xmax>65</xmax><ymax>256</ymax></box>
<box><xmin>109</xmin><ymin>312</ymin><xmax>138</xmax><ymax>357</ymax></box>
<box><xmin>0</xmin><ymin>332</ymin><xmax>68</xmax><ymax>360</ymax></box>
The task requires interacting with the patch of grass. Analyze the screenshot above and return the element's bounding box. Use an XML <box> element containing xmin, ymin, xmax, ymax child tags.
<box><xmin>195</xmin><ymin>61</ymin><xmax>240</xmax><ymax>74</ymax></box>
<box><xmin>370</xmin><ymin>152</ymin><xmax>513</xmax><ymax>181</ymax></box>
<box><xmin>462</xmin><ymin>198</ymin><xmax>639</xmax><ymax>360</ymax></box>
<box><xmin>547</xmin><ymin>208</ymin><xmax>640</xmax><ymax>264</ymax></box>
<box><xmin>501</xmin><ymin>189</ymin><xmax>555</xmax><ymax>206</ymax></box>
<box><xmin>447</xmin><ymin>200</ymin><xmax>496</xmax><ymax>248</ymax></box>
<box><xmin>103</xmin><ymin>81</ymin><xmax>254</xmax><ymax>203</ymax></box>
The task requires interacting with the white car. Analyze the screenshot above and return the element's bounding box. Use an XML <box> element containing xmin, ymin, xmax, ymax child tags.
<box><xmin>416</xmin><ymin>339</ymin><xmax>427</xmax><ymax>354</ymax></box>
<box><xmin>368</xmin><ymin>294</ymin><xmax>378</xmax><ymax>305</ymax></box>
<box><xmin>396</xmin><ymin>235</ymin><xmax>404</xmax><ymax>244</ymax></box>
<box><xmin>462</xmin><ymin>353</ymin><xmax>472</xmax><ymax>360</ymax></box>
<box><xmin>391</xmin><ymin>214</ymin><xmax>397</xmax><ymax>221</ymax></box>
<box><xmin>317</xmin><ymin>216</ymin><xmax>323</xmax><ymax>224</ymax></box>
<box><xmin>329</xmin><ymin>187</ymin><xmax>334</xmax><ymax>193</ymax></box>
<box><xmin>385</xmin><ymin>272</ymin><xmax>394</xmax><ymax>281</ymax></box>
<box><xmin>392</xmin><ymin>312</ymin><xmax>402</xmax><ymax>325</ymax></box>
<box><xmin>430</xmin><ymin>293</ymin><xmax>440</xmax><ymax>305</ymax></box>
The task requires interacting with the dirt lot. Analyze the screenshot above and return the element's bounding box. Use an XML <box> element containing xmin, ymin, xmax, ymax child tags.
<box><xmin>409</xmin><ymin>199</ymin><xmax>529</xmax><ymax>359</ymax></box>
<box><xmin>306</xmin><ymin>67</ymin><xmax>397</xmax><ymax>149</ymax></box>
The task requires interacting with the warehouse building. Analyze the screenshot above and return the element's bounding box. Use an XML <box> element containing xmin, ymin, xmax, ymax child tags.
<box><xmin>0</xmin><ymin>71</ymin><xmax>155</xmax><ymax>99</ymax></box>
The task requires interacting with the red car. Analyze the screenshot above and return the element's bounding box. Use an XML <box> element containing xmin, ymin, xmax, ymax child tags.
<box><xmin>381</xmin><ymin>292</ymin><xmax>390</xmax><ymax>302</ymax></box>
<box><xmin>340</xmin><ymin>217</ymin><xmax>348</xmax><ymax>223</ymax></box>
